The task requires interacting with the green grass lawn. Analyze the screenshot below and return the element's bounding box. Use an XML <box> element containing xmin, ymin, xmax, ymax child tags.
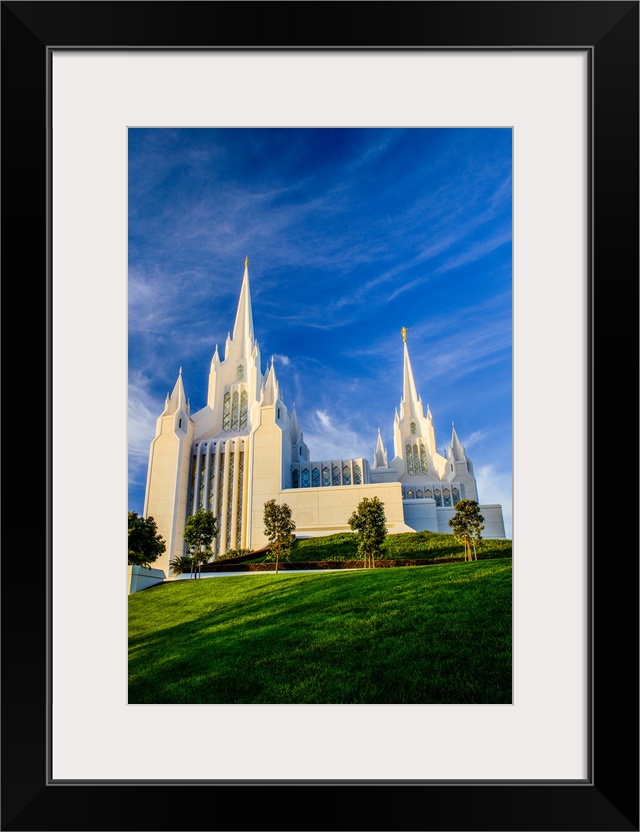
<box><xmin>129</xmin><ymin>559</ymin><xmax>512</xmax><ymax>705</ymax></box>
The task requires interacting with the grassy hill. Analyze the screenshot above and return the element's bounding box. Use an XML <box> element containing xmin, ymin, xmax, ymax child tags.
<box><xmin>222</xmin><ymin>529</ymin><xmax>512</xmax><ymax>568</ymax></box>
<box><xmin>285</xmin><ymin>529</ymin><xmax>511</xmax><ymax>562</ymax></box>
<box><xmin>129</xmin><ymin>559</ymin><xmax>512</xmax><ymax>705</ymax></box>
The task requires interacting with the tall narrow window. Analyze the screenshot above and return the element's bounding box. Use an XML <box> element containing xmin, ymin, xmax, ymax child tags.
<box><xmin>410</xmin><ymin>422</ymin><xmax>416</xmax><ymax>435</ymax></box>
<box><xmin>199</xmin><ymin>455</ymin><xmax>206</xmax><ymax>510</ymax></box>
<box><xmin>226</xmin><ymin>452</ymin><xmax>234</xmax><ymax>549</ymax></box>
<box><xmin>406</xmin><ymin>444</ymin><xmax>414</xmax><ymax>475</ymax></box>
<box><xmin>237</xmin><ymin>364</ymin><xmax>244</xmax><ymax>380</ymax></box>
<box><xmin>231</xmin><ymin>391</ymin><xmax>239</xmax><ymax>431</ymax></box>
<box><xmin>332</xmin><ymin>464</ymin><xmax>341</xmax><ymax>486</ymax></box>
<box><xmin>420</xmin><ymin>444</ymin><xmax>428</xmax><ymax>474</ymax></box>
<box><xmin>312</xmin><ymin>468</ymin><xmax>320</xmax><ymax>488</ymax></box>
<box><xmin>208</xmin><ymin>451</ymin><xmax>215</xmax><ymax>507</ymax></box>
<box><xmin>302</xmin><ymin>469</ymin><xmax>310</xmax><ymax>488</ymax></box>
<box><xmin>292</xmin><ymin>469</ymin><xmax>300</xmax><ymax>488</ymax></box>
<box><xmin>443</xmin><ymin>488</ymin><xmax>452</xmax><ymax>507</ymax></box>
<box><xmin>240</xmin><ymin>390</ymin><xmax>248</xmax><ymax>430</ymax></box>
<box><xmin>434</xmin><ymin>488</ymin><xmax>442</xmax><ymax>507</ymax></box>
<box><xmin>236</xmin><ymin>451</ymin><xmax>244</xmax><ymax>546</ymax></box>
<box><xmin>353</xmin><ymin>463</ymin><xmax>362</xmax><ymax>485</ymax></box>
<box><xmin>322</xmin><ymin>466</ymin><xmax>330</xmax><ymax>487</ymax></box>
<box><xmin>452</xmin><ymin>486</ymin><xmax>460</xmax><ymax>504</ymax></box>
<box><xmin>342</xmin><ymin>464</ymin><xmax>351</xmax><ymax>486</ymax></box>
<box><xmin>215</xmin><ymin>453</ymin><xmax>225</xmax><ymax>554</ymax></box>
<box><xmin>222</xmin><ymin>391</ymin><xmax>231</xmax><ymax>431</ymax></box>
<box><xmin>413</xmin><ymin>444</ymin><xmax>420</xmax><ymax>477</ymax></box>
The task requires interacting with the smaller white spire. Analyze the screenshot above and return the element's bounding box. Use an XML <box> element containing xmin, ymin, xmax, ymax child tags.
<box><xmin>373</xmin><ymin>427</ymin><xmax>388</xmax><ymax>469</ymax></box>
<box><xmin>449</xmin><ymin>424</ymin><xmax>466</xmax><ymax>461</ymax></box>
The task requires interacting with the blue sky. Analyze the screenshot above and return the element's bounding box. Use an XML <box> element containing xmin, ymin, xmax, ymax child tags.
<box><xmin>128</xmin><ymin>128</ymin><xmax>512</xmax><ymax>537</ymax></box>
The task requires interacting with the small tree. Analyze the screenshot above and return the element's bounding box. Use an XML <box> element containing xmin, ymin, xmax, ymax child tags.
<box><xmin>183</xmin><ymin>509</ymin><xmax>218</xmax><ymax>579</ymax></box>
<box><xmin>128</xmin><ymin>511</ymin><xmax>166</xmax><ymax>568</ymax></box>
<box><xmin>263</xmin><ymin>500</ymin><xmax>296</xmax><ymax>574</ymax></box>
<box><xmin>347</xmin><ymin>496</ymin><xmax>388</xmax><ymax>568</ymax></box>
<box><xmin>448</xmin><ymin>499</ymin><xmax>485</xmax><ymax>562</ymax></box>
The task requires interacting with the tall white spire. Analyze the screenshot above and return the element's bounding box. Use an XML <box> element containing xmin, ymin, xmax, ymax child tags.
<box><xmin>231</xmin><ymin>256</ymin><xmax>255</xmax><ymax>347</ymax></box>
<box><xmin>401</xmin><ymin>331</ymin><xmax>421</xmax><ymax>419</ymax></box>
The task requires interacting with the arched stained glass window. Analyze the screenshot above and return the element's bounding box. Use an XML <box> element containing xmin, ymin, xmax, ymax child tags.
<box><xmin>410</xmin><ymin>422</ymin><xmax>416</xmax><ymax>435</ymax></box>
<box><xmin>292</xmin><ymin>469</ymin><xmax>300</xmax><ymax>488</ymax></box>
<box><xmin>452</xmin><ymin>486</ymin><xmax>460</xmax><ymax>503</ymax></box>
<box><xmin>222</xmin><ymin>391</ymin><xmax>231</xmax><ymax>431</ymax></box>
<box><xmin>420</xmin><ymin>444</ymin><xmax>428</xmax><ymax>474</ymax></box>
<box><xmin>353</xmin><ymin>463</ymin><xmax>362</xmax><ymax>485</ymax></box>
<box><xmin>407</xmin><ymin>489</ymin><xmax>414</xmax><ymax>499</ymax></box>
<box><xmin>312</xmin><ymin>468</ymin><xmax>320</xmax><ymax>488</ymax></box>
<box><xmin>416</xmin><ymin>489</ymin><xmax>423</xmax><ymax>499</ymax></box>
<box><xmin>342</xmin><ymin>464</ymin><xmax>351</xmax><ymax>485</ymax></box>
<box><xmin>434</xmin><ymin>488</ymin><xmax>442</xmax><ymax>507</ymax></box>
<box><xmin>332</xmin><ymin>465</ymin><xmax>341</xmax><ymax>485</ymax></box>
<box><xmin>231</xmin><ymin>391</ymin><xmax>239</xmax><ymax>431</ymax></box>
<box><xmin>322</xmin><ymin>466</ymin><xmax>330</xmax><ymax>487</ymax></box>
<box><xmin>240</xmin><ymin>390</ymin><xmax>248</xmax><ymax>430</ymax></box>
<box><xmin>443</xmin><ymin>488</ymin><xmax>452</xmax><ymax>507</ymax></box>
<box><xmin>425</xmin><ymin>489</ymin><xmax>433</xmax><ymax>500</ymax></box>
<box><xmin>413</xmin><ymin>444</ymin><xmax>420</xmax><ymax>477</ymax></box>
<box><xmin>237</xmin><ymin>364</ymin><xmax>244</xmax><ymax>380</ymax></box>
<box><xmin>406</xmin><ymin>444</ymin><xmax>414</xmax><ymax>475</ymax></box>
<box><xmin>302</xmin><ymin>469</ymin><xmax>310</xmax><ymax>488</ymax></box>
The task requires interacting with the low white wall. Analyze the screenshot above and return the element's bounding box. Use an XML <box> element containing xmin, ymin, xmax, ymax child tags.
<box><xmin>402</xmin><ymin>499</ymin><xmax>438</xmax><ymax>532</ymax></box>
<box><xmin>435</xmin><ymin>504</ymin><xmax>506</xmax><ymax>539</ymax></box>
<box><xmin>249</xmin><ymin>482</ymin><xmax>411</xmax><ymax>548</ymax></box>
<box><xmin>128</xmin><ymin>565</ymin><xmax>166</xmax><ymax>594</ymax></box>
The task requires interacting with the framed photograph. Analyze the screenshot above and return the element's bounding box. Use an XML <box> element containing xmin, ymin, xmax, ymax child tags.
<box><xmin>3</xmin><ymin>2</ymin><xmax>637</xmax><ymax>830</ymax></box>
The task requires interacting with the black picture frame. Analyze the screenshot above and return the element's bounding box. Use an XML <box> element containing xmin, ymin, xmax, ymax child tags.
<box><xmin>2</xmin><ymin>2</ymin><xmax>638</xmax><ymax>830</ymax></box>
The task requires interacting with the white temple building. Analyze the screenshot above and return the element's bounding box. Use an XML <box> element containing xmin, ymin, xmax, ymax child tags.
<box><xmin>143</xmin><ymin>260</ymin><xmax>506</xmax><ymax>578</ymax></box>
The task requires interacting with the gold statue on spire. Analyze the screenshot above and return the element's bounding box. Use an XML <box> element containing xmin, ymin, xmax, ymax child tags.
<box><xmin>401</xmin><ymin>327</ymin><xmax>410</xmax><ymax>343</ymax></box>
<box><xmin>245</xmin><ymin>256</ymin><xmax>249</xmax><ymax>268</ymax></box>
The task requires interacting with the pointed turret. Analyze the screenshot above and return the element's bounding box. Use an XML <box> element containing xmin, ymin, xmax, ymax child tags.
<box><xmin>164</xmin><ymin>367</ymin><xmax>187</xmax><ymax>415</ymax></box>
<box><xmin>261</xmin><ymin>357</ymin><xmax>280</xmax><ymax>406</ymax></box>
<box><xmin>290</xmin><ymin>402</ymin><xmax>300</xmax><ymax>445</ymax></box>
<box><xmin>373</xmin><ymin>428</ymin><xmax>389</xmax><ymax>469</ymax></box>
<box><xmin>449</xmin><ymin>423</ymin><xmax>466</xmax><ymax>462</ymax></box>
<box><xmin>232</xmin><ymin>258</ymin><xmax>255</xmax><ymax>346</ymax></box>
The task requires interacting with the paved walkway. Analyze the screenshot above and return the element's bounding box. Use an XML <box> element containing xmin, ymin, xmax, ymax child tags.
<box><xmin>176</xmin><ymin>568</ymin><xmax>358</xmax><ymax>579</ymax></box>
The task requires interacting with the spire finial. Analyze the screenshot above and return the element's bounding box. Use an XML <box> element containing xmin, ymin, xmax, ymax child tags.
<box><xmin>245</xmin><ymin>255</ymin><xmax>249</xmax><ymax>268</ymax></box>
<box><xmin>179</xmin><ymin>366</ymin><xmax>182</xmax><ymax>376</ymax></box>
<box><xmin>401</xmin><ymin>326</ymin><xmax>410</xmax><ymax>343</ymax></box>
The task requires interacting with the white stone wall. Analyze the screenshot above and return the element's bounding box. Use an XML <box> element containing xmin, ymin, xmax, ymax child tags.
<box><xmin>435</xmin><ymin>504</ymin><xmax>506</xmax><ymax>539</ymax></box>
<box><xmin>402</xmin><ymin>499</ymin><xmax>438</xmax><ymax>533</ymax></box>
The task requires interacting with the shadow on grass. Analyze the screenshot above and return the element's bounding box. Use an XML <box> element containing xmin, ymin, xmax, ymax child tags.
<box><xmin>129</xmin><ymin>561</ymin><xmax>512</xmax><ymax>706</ymax></box>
